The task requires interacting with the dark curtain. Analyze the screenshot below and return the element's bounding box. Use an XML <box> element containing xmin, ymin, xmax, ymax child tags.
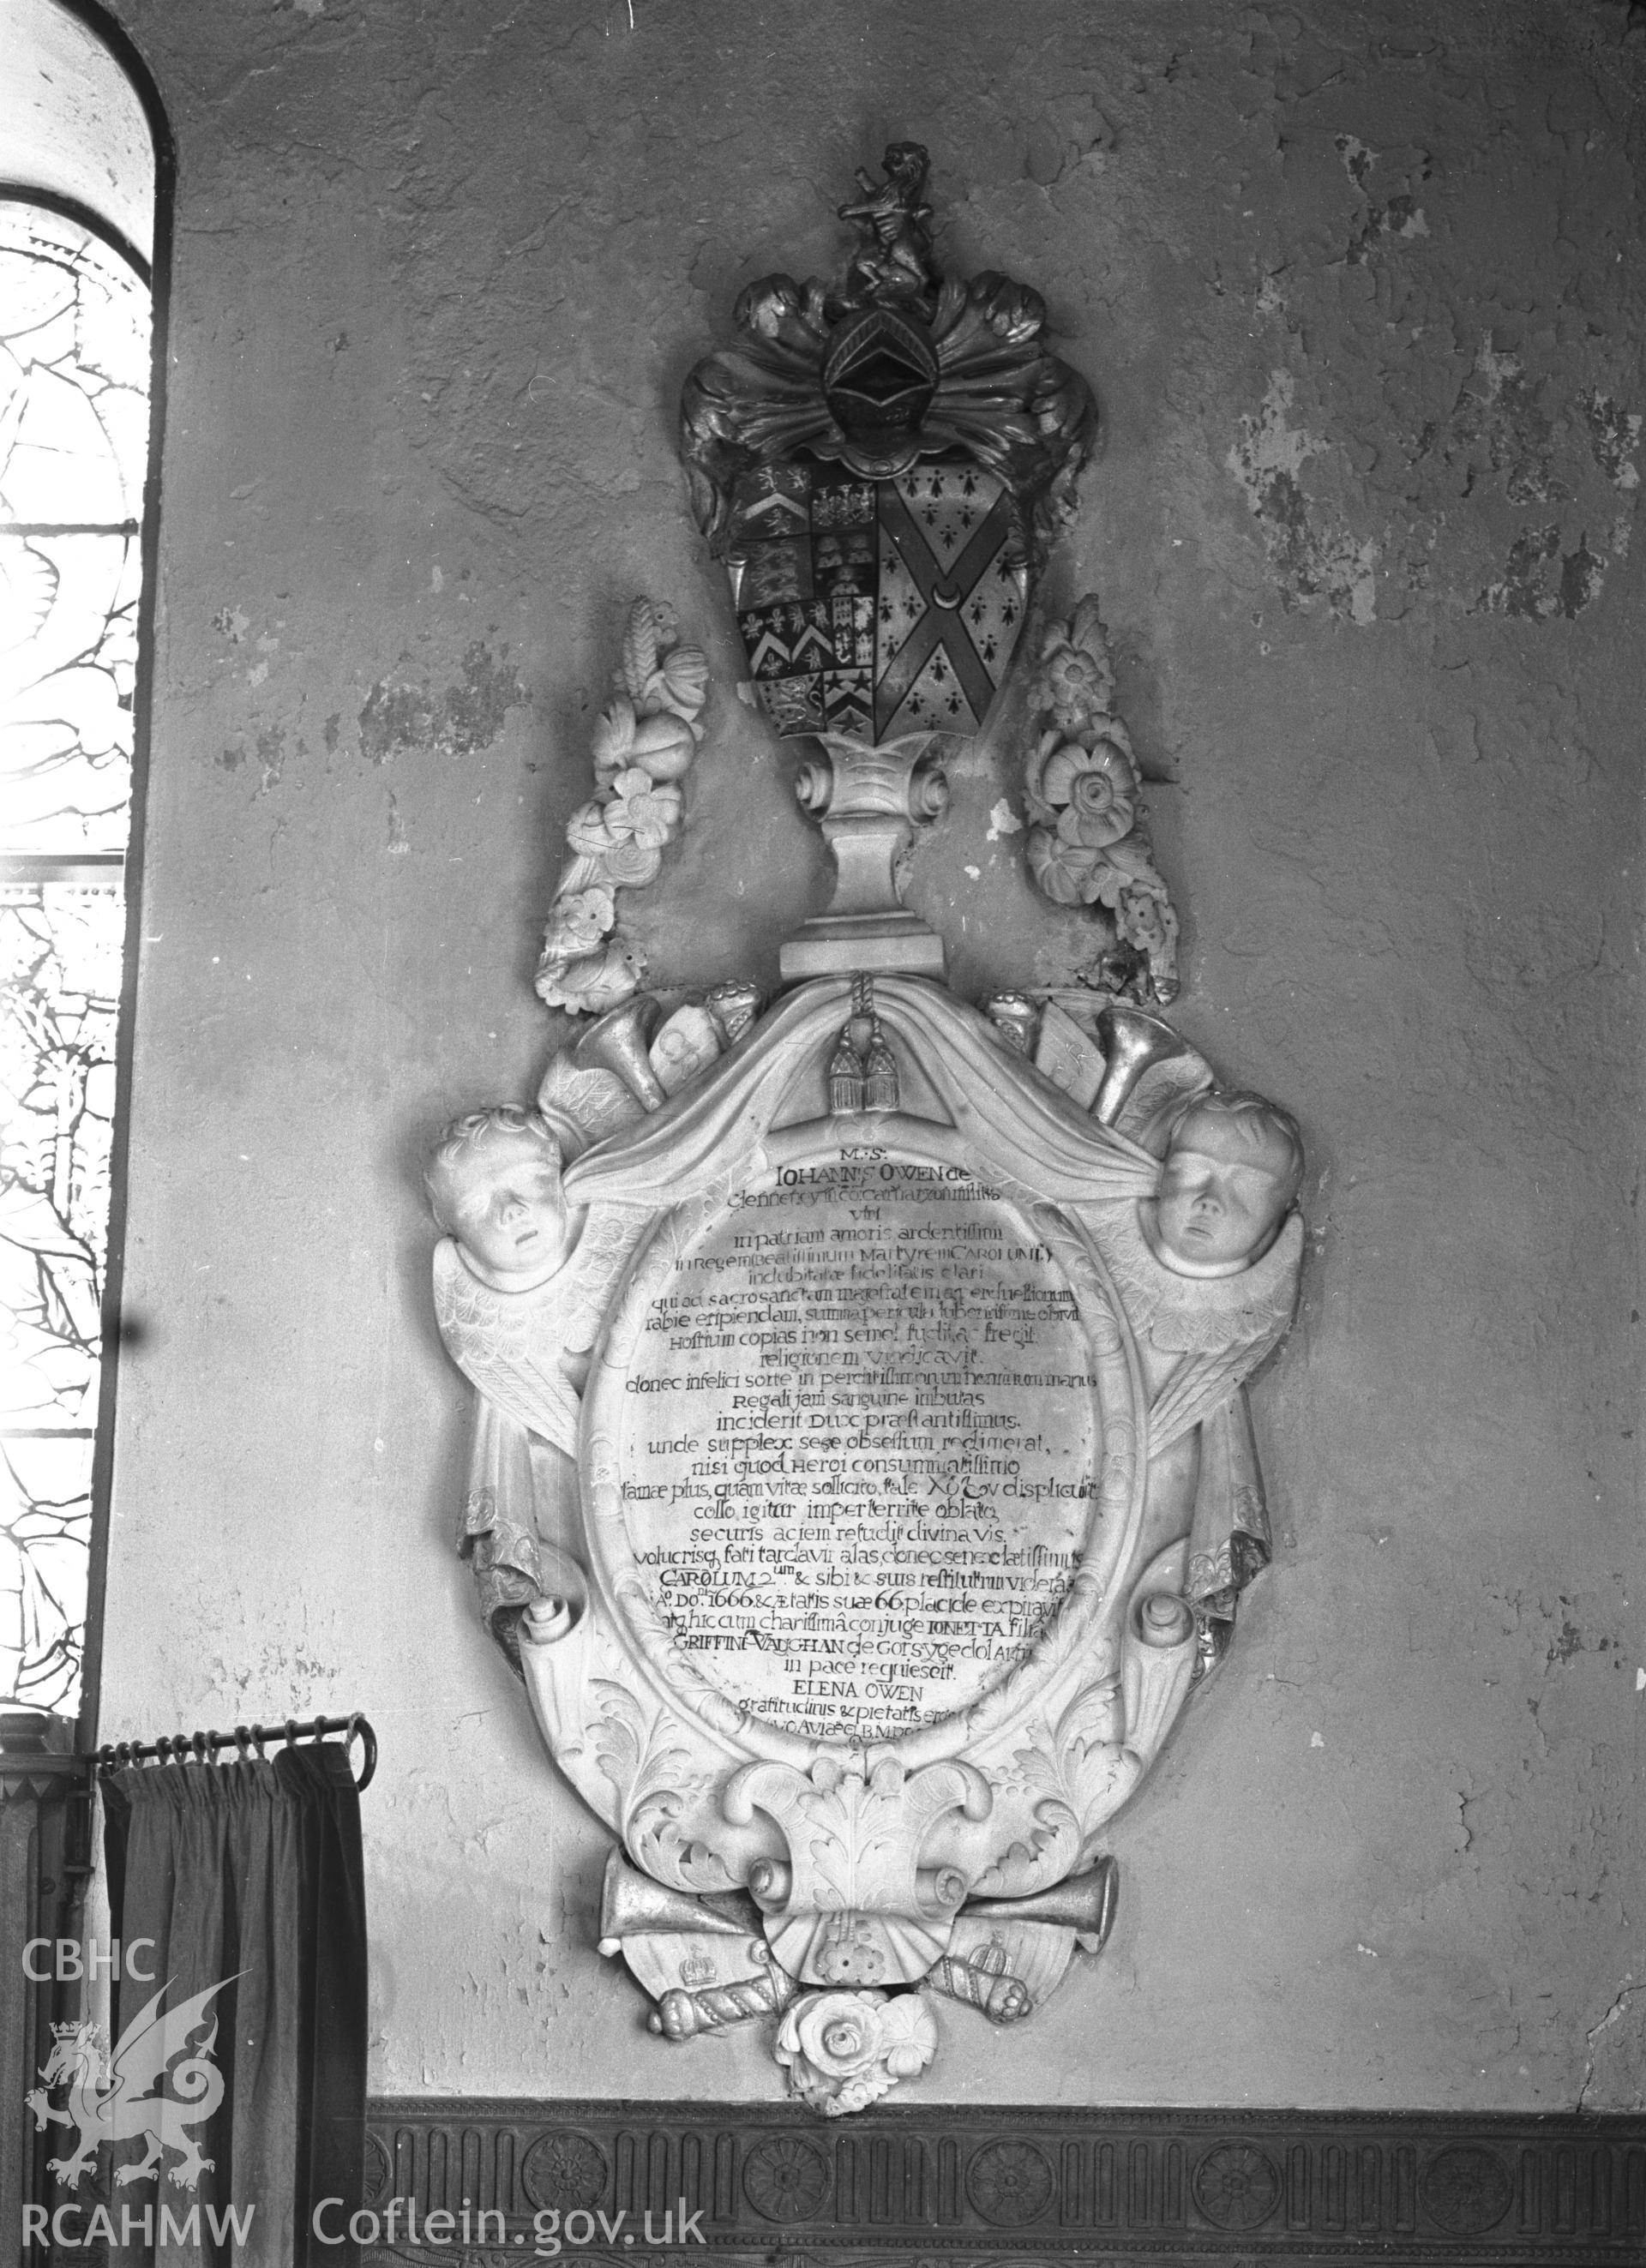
<box><xmin>99</xmin><ymin>1744</ymin><xmax>367</xmax><ymax>2268</ymax></box>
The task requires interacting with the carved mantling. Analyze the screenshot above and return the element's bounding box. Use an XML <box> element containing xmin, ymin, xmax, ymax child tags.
<box><xmin>682</xmin><ymin>144</ymin><xmax>1096</xmax><ymax>634</ymax></box>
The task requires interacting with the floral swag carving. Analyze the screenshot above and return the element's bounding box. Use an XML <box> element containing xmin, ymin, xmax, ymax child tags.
<box><xmin>1022</xmin><ymin>596</ymin><xmax>1180</xmax><ymax>1006</ymax></box>
<box><xmin>533</xmin><ymin>599</ymin><xmax>709</xmax><ymax>1017</ymax></box>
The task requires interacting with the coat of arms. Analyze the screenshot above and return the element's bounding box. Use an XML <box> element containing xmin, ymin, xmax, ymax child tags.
<box><xmin>682</xmin><ymin>143</ymin><xmax>1094</xmax><ymax>746</ymax></box>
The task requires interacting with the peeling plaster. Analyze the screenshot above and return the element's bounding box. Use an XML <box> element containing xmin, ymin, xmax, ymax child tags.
<box><xmin>357</xmin><ymin>639</ymin><xmax>528</xmax><ymax>762</ymax></box>
<box><xmin>1228</xmin><ymin>372</ymin><xmax>1380</xmax><ymax>622</ymax></box>
<box><xmin>1578</xmin><ymin>1983</ymin><xmax>1646</xmax><ymax>2113</ymax></box>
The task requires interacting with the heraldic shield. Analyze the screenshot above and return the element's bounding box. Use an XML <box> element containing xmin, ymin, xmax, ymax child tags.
<box><xmin>727</xmin><ymin>459</ymin><xmax>1026</xmax><ymax>743</ymax></box>
<box><xmin>683</xmin><ymin>142</ymin><xmax>1096</xmax><ymax>761</ymax></box>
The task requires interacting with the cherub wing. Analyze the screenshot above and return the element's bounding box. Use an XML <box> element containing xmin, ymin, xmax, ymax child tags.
<box><xmin>434</xmin><ymin>1240</ymin><xmax>581</xmax><ymax>1456</ymax></box>
<box><xmin>108</xmin><ymin>1974</ymin><xmax>239</xmax><ymax>2101</ymax></box>
<box><xmin>1148</xmin><ymin>1331</ymin><xmax>1279</xmax><ymax>1454</ymax></box>
<box><xmin>556</xmin><ymin>1203</ymin><xmax>648</xmax><ymax>1355</ymax></box>
<box><xmin>1145</xmin><ymin>1237</ymin><xmax>1301</xmax><ymax>1451</ymax></box>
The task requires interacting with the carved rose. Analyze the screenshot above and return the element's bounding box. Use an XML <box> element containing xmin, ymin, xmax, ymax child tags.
<box><xmin>599</xmin><ymin>837</ymin><xmax>664</xmax><ymax>888</ymax></box>
<box><xmin>1048</xmin><ymin>741</ymin><xmax>1138</xmax><ymax>849</ymax></box>
<box><xmin>774</xmin><ymin>1989</ymin><xmax>937</xmax><ymax>2117</ymax></box>
<box><xmin>540</xmin><ymin>885</ymin><xmax>616</xmax><ymax>961</ymax></box>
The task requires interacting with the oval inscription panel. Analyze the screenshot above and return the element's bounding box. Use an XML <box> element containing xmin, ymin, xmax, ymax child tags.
<box><xmin>614</xmin><ymin>1155</ymin><xmax>1099</xmax><ymax>1743</ymax></box>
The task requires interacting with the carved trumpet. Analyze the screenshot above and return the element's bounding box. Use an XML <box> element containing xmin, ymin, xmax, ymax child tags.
<box><xmin>572</xmin><ymin>995</ymin><xmax>666</xmax><ymax>1113</ymax></box>
<box><xmin>598</xmin><ymin>1848</ymin><xmax>762</xmax><ymax>1950</ymax></box>
<box><xmin>1091</xmin><ymin>1004</ymin><xmax>1193</xmax><ymax>1127</ymax></box>
<box><xmin>962</xmin><ymin>1854</ymin><xmax>1119</xmax><ymax>1954</ymax></box>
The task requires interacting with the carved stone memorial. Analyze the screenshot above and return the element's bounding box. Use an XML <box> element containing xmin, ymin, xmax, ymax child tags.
<box><xmin>425</xmin><ymin>147</ymin><xmax>1305</xmax><ymax>2111</ymax></box>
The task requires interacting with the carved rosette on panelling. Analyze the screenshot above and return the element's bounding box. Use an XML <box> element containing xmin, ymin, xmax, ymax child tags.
<box><xmin>427</xmin><ymin>144</ymin><xmax>1305</xmax><ymax>2114</ymax></box>
<box><xmin>359</xmin><ymin>2099</ymin><xmax>1646</xmax><ymax>2265</ymax></box>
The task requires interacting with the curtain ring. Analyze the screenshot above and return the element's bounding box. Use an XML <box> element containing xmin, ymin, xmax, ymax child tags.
<box><xmin>284</xmin><ymin>1719</ymin><xmax>298</xmax><ymax>1749</ymax></box>
<box><xmin>192</xmin><ymin>1730</ymin><xmax>209</xmax><ymax>1763</ymax></box>
<box><xmin>344</xmin><ymin>1714</ymin><xmax>377</xmax><ymax>1792</ymax></box>
<box><xmin>311</xmin><ymin>1713</ymin><xmax>327</xmax><ymax>1744</ymax></box>
<box><xmin>233</xmin><ymin>1724</ymin><xmax>252</xmax><ymax>1761</ymax></box>
<box><xmin>154</xmin><ymin>1735</ymin><xmax>171</xmax><ymax>1764</ymax></box>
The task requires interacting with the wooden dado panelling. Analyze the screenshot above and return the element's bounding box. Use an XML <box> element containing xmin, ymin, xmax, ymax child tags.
<box><xmin>362</xmin><ymin>2100</ymin><xmax>1644</xmax><ymax>2265</ymax></box>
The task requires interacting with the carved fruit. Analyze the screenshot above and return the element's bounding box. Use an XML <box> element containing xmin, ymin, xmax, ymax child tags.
<box><xmin>659</xmin><ymin>645</ymin><xmax>710</xmax><ymax>713</ymax></box>
<box><xmin>624</xmin><ymin>712</ymin><xmax>697</xmax><ymax>782</ymax></box>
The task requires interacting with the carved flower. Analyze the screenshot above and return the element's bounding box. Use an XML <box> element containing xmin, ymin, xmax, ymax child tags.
<box><xmin>1040</xmin><ymin>639</ymin><xmax>1114</xmax><ymax>732</ymax></box>
<box><xmin>539</xmin><ymin>885</ymin><xmax>616</xmax><ymax>961</ymax></box>
<box><xmin>774</xmin><ymin>1989</ymin><xmax>935</xmax><ymax>2117</ymax></box>
<box><xmin>790</xmin><ymin>1990</ymin><xmax>880</xmax><ymax>2079</ymax></box>
<box><xmin>1115</xmin><ymin>880</ymin><xmax>1178</xmax><ymax>963</ymax></box>
<box><xmin>1042</xmin><ymin>736</ymin><xmax>1136</xmax><ymax>844</ymax></box>
<box><xmin>1026</xmin><ymin>824</ymin><xmax>1104</xmax><ymax>906</ymax></box>
<box><xmin>599</xmin><ymin>837</ymin><xmax>664</xmax><ymax>888</ymax></box>
<box><xmin>610</xmin><ymin>769</ymin><xmax>683</xmax><ymax>848</ymax></box>
<box><xmin>875</xmin><ymin>1994</ymin><xmax>938</xmax><ymax>2078</ymax></box>
<box><xmin>533</xmin><ymin>936</ymin><xmax>645</xmax><ymax>1014</ymax></box>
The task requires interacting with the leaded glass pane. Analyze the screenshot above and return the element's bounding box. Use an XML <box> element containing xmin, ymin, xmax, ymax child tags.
<box><xmin>0</xmin><ymin>202</ymin><xmax>148</xmax><ymax>857</ymax></box>
<box><xmin>0</xmin><ymin>197</ymin><xmax>147</xmax><ymax>1715</ymax></box>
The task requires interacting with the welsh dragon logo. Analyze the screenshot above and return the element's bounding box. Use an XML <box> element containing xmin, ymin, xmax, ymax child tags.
<box><xmin>26</xmin><ymin>1975</ymin><xmax>238</xmax><ymax>2191</ymax></box>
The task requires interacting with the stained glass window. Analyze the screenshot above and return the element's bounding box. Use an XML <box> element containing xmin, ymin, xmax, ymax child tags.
<box><xmin>0</xmin><ymin>199</ymin><xmax>149</xmax><ymax>1714</ymax></box>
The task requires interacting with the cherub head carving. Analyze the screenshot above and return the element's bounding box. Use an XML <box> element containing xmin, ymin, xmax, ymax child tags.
<box><xmin>1144</xmin><ymin>1090</ymin><xmax>1303</xmax><ymax>1277</ymax></box>
<box><xmin>424</xmin><ymin>1107</ymin><xmax>573</xmax><ymax>1292</ymax></box>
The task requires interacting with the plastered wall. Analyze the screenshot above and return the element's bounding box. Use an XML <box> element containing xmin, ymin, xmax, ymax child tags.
<box><xmin>97</xmin><ymin>0</ymin><xmax>1643</xmax><ymax>2110</ymax></box>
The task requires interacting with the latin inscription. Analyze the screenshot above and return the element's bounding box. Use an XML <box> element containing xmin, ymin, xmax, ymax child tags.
<box><xmin>619</xmin><ymin>1156</ymin><xmax>1097</xmax><ymax>1741</ymax></box>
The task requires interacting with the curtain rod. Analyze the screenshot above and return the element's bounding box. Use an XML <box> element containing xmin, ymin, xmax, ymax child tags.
<box><xmin>97</xmin><ymin>1712</ymin><xmax>376</xmax><ymax>1790</ymax></box>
